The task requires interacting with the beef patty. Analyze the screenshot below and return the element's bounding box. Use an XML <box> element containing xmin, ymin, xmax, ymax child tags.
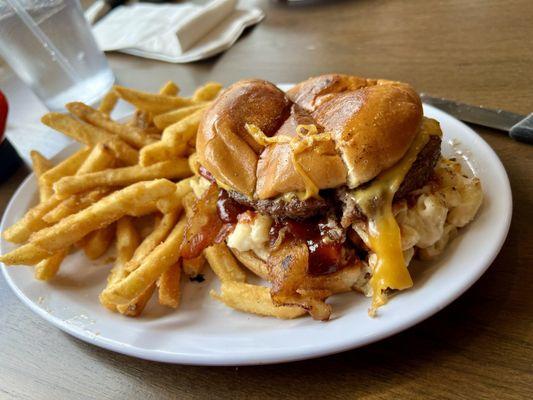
<box><xmin>228</xmin><ymin>190</ymin><xmax>330</xmax><ymax>220</ymax></box>
<box><xmin>228</xmin><ymin>135</ymin><xmax>441</xmax><ymax>221</ymax></box>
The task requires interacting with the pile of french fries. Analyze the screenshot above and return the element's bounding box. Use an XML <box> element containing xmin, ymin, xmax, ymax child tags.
<box><xmin>0</xmin><ymin>80</ymin><xmax>307</xmax><ymax>319</ymax></box>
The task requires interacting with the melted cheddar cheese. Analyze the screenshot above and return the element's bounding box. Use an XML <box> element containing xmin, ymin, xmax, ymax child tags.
<box><xmin>350</xmin><ymin>118</ymin><xmax>442</xmax><ymax>315</ymax></box>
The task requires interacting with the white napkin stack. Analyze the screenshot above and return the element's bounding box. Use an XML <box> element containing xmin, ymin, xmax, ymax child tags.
<box><xmin>91</xmin><ymin>0</ymin><xmax>264</xmax><ymax>63</ymax></box>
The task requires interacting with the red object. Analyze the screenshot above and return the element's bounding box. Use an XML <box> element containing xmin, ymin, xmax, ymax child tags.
<box><xmin>0</xmin><ymin>90</ymin><xmax>8</xmax><ymax>141</ymax></box>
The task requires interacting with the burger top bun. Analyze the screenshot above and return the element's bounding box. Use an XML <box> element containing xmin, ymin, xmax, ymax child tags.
<box><xmin>196</xmin><ymin>74</ymin><xmax>423</xmax><ymax>199</ymax></box>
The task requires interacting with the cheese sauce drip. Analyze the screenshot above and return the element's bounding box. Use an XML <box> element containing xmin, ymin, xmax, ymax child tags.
<box><xmin>246</xmin><ymin>123</ymin><xmax>333</xmax><ymax>200</ymax></box>
<box><xmin>351</xmin><ymin>118</ymin><xmax>442</xmax><ymax>315</ymax></box>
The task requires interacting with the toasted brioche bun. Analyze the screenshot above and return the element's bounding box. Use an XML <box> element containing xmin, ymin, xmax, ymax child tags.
<box><xmin>196</xmin><ymin>74</ymin><xmax>423</xmax><ymax>199</ymax></box>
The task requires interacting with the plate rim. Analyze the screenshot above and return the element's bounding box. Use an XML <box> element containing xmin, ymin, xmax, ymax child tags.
<box><xmin>0</xmin><ymin>103</ymin><xmax>513</xmax><ymax>366</ymax></box>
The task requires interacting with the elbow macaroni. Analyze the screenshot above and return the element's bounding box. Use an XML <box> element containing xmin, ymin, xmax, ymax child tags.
<box><xmin>356</xmin><ymin>158</ymin><xmax>483</xmax><ymax>266</ymax></box>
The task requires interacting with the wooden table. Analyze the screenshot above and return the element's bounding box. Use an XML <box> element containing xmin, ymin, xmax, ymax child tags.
<box><xmin>1</xmin><ymin>0</ymin><xmax>532</xmax><ymax>398</ymax></box>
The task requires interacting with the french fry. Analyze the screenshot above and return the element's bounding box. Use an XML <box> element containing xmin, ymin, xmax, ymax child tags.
<box><xmin>113</xmin><ymin>85</ymin><xmax>194</xmax><ymax>114</ymax></box>
<box><xmin>54</xmin><ymin>159</ymin><xmax>191</xmax><ymax>195</ymax></box>
<box><xmin>159</xmin><ymin>81</ymin><xmax>179</xmax><ymax>96</ymax></box>
<box><xmin>137</xmin><ymin>141</ymin><xmax>180</xmax><ymax>166</ymax></box>
<box><xmin>41</xmin><ymin>113</ymin><xmax>138</xmax><ymax>165</ymax></box>
<box><xmin>42</xmin><ymin>189</ymin><xmax>111</xmax><ymax>224</ymax></box>
<box><xmin>204</xmin><ymin>243</ymin><xmax>246</xmax><ymax>283</ymax></box>
<box><xmin>158</xmin><ymin>261</ymin><xmax>181</xmax><ymax>308</ymax></box>
<box><xmin>187</xmin><ymin>153</ymin><xmax>200</xmax><ymax>175</ymax></box>
<box><xmin>161</xmin><ymin>108</ymin><xmax>205</xmax><ymax>144</ymax></box>
<box><xmin>125</xmin><ymin>210</ymin><xmax>180</xmax><ymax>272</ymax></box>
<box><xmin>43</xmin><ymin>145</ymin><xmax>114</xmax><ymax>225</ymax></box>
<box><xmin>156</xmin><ymin>178</ymin><xmax>193</xmax><ymax>213</ymax></box>
<box><xmin>211</xmin><ymin>282</ymin><xmax>306</xmax><ymax>320</ymax></box>
<box><xmin>117</xmin><ymin>284</ymin><xmax>155</xmax><ymax>317</ymax></box>
<box><xmin>105</xmin><ymin>138</ymin><xmax>139</xmax><ymax>165</ymax></box>
<box><xmin>112</xmin><ymin>215</ymin><xmax>158</xmax><ymax>316</ymax></box>
<box><xmin>27</xmin><ymin>179</ymin><xmax>176</xmax><ymax>253</ymax></box>
<box><xmin>2</xmin><ymin>195</ymin><xmax>63</xmax><ymax>243</ymax></box>
<box><xmin>30</xmin><ymin>150</ymin><xmax>53</xmax><ymax>201</ymax></box>
<box><xmin>34</xmin><ymin>249</ymin><xmax>68</xmax><ymax>281</ymax></box>
<box><xmin>82</xmin><ymin>224</ymin><xmax>115</xmax><ymax>260</ymax></box>
<box><xmin>77</xmin><ymin>143</ymin><xmax>116</xmax><ymax>174</ymax></box>
<box><xmin>231</xmin><ymin>249</ymin><xmax>269</xmax><ymax>280</ymax></box>
<box><xmin>66</xmin><ymin>102</ymin><xmax>157</xmax><ymax>148</ymax></box>
<box><xmin>153</xmin><ymin>103</ymin><xmax>208</xmax><ymax>130</ymax></box>
<box><xmin>101</xmin><ymin>218</ymin><xmax>186</xmax><ymax>305</ymax></box>
<box><xmin>39</xmin><ymin>147</ymin><xmax>91</xmax><ymax>186</ymax></box>
<box><xmin>192</xmin><ymin>82</ymin><xmax>222</xmax><ymax>102</ymax></box>
<box><xmin>101</xmin><ymin>217</ymin><xmax>140</xmax><ymax>312</ymax></box>
<box><xmin>0</xmin><ymin>243</ymin><xmax>53</xmax><ymax>265</ymax></box>
<box><xmin>129</xmin><ymin>110</ymin><xmax>153</xmax><ymax>129</ymax></box>
<box><xmin>98</xmin><ymin>90</ymin><xmax>119</xmax><ymax>115</ymax></box>
<box><xmin>182</xmin><ymin>254</ymin><xmax>205</xmax><ymax>277</ymax></box>
<box><xmin>108</xmin><ymin>217</ymin><xmax>140</xmax><ymax>283</ymax></box>
<box><xmin>139</xmin><ymin>109</ymin><xmax>204</xmax><ymax>166</ymax></box>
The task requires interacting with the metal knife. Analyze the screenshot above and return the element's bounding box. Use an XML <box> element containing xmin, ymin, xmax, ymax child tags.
<box><xmin>420</xmin><ymin>94</ymin><xmax>533</xmax><ymax>144</ymax></box>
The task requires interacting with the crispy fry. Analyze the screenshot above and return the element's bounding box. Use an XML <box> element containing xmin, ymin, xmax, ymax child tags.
<box><xmin>34</xmin><ymin>249</ymin><xmax>68</xmax><ymax>281</ymax></box>
<box><xmin>82</xmin><ymin>224</ymin><xmax>115</xmax><ymax>260</ymax></box>
<box><xmin>187</xmin><ymin>153</ymin><xmax>201</xmax><ymax>176</ymax></box>
<box><xmin>105</xmin><ymin>138</ymin><xmax>139</xmax><ymax>165</ymax></box>
<box><xmin>78</xmin><ymin>143</ymin><xmax>116</xmax><ymax>174</ymax></box>
<box><xmin>153</xmin><ymin>103</ymin><xmax>208</xmax><ymax>130</ymax></box>
<box><xmin>41</xmin><ymin>113</ymin><xmax>138</xmax><ymax>165</ymax></box>
<box><xmin>129</xmin><ymin>110</ymin><xmax>153</xmax><ymax>129</ymax></box>
<box><xmin>66</xmin><ymin>102</ymin><xmax>157</xmax><ymax>148</ymax></box>
<box><xmin>101</xmin><ymin>217</ymin><xmax>140</xmax><ymax>312</ymax></box>
<box><xmin>117</xmin><ymin>284</ymin><xmax>155</xmax><ymax>317</ymax></box>
<box><xmin>39</xmin><ymin>147</ymin><xmax>91</xmax><ymax>186</ymax></box>
<box><xmin>98</xmin><ymin>90</ymin><xmax>119</xmax><ymax>115</ymax></box>
<box><xmin>43</xmin><ymin>189</ymin><xmax>111</xmax><ymax>224</ymax></box>
<box><xmin>204</xmin><ymin>243</ymin><xmax>246</xmax><ymax>283</ymax></box>
<box><xmin>158</xmin><ymin>261</ymin><xmax>181</xmax><ymax>308</ymax></box>
<box><xmin>54</xmin><ymin>159</ymin><xmax>191</xmax><ymax>195</ymax></box>
<box><xmin>156</xmin><ymin>178</ymin><xmax>193</xmax><ymax>213</ymax></box>
<box><xmin>109</xmin><ymin>217</ymin><xmax>140</xmax><ymax>283</ymax></box>
<box><xmin>112</xmin><ymin>213</ymin><xmax>158</xmax><ymax>317</ymax></box>
<box><xmin>43</xmin><ymin>144</ymin><xmax>115</xmax><ymax>222</ymax></box>
<box><xmin>182</xmin><ymin>255</ymin><xmax>205</xmax><ymax>277</ymax></box>
<box><xmin>159</xmin><ymin>81</ymin><xmax>179</xmax><ymax>96</ymax></box>
<box><xmin>27</xmin><ymin>179</ymin><xmax>175</xmax><ymax>253</ymax></box>
<box><xmin>30</xmin><ymin>150</ymin><xmax>53</xmax><ymax>201</ymax></box>
<box><xmin>139</xmin><ymin>109</ymin><xmax>204</xmax><ymax>166</ymax></box>
<box><xmin>125</xmin><ymin>210</ymin><xmax>180</xmax><ymax>272</ymax></box>
<box><xmin>230</xmin><ymin>249</ymin><xmax>269</xmax><ymax>280</ymax></box>
<box><xmin>161</xmin><ymin>108</ymin><xmax>205</xmax><ymax>144</ymax></box>
<box><xmin>192</xmin><ymin>82</ymin><xmax>222</xmax><ymax>102</ymax></box>
<box><xmin>113</xmin><ymin>85</ymin><xmax>194</xmax><ymax>114</ymax></box>
<box><xmin>101</xmin><ymin>218</ymin><xmax>186</xmax><ymax>305</ymax></box>
<box><xmin>137</xmin><ymin>141</ymin><xmax>179</xmax><ymax>166</ymax></box>
<box><xmin>0</xmin><ymin>243</ymin><xmax>53</xmax><ymax>265</ymax></box>
<box><xmin>2</xmin><ymin>195</ymin><xmax>62</xmax><ymax>243</ymax></box>
<box><xmin>211</xmin><ymin>282</ymin><xmax>306</xmax><ymax>320</ymax></box>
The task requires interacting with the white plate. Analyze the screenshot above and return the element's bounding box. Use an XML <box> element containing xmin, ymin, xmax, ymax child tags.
<box><xmin>0</xmin><ymin>103</ymin><xmax>512</xmax><ymax>366</ymax></box>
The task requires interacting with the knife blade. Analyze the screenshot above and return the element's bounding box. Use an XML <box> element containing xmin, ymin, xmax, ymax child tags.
<box><xmin>420</xmin><ymin>94</ymin><xmax>533</xmax><ymax>144</ymax></box>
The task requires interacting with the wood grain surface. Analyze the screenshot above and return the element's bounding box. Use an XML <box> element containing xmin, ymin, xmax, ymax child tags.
<box><xmin>1</xmin><ymin>0</ymin><xmax>532</xmax><ymax>399</ymax></box>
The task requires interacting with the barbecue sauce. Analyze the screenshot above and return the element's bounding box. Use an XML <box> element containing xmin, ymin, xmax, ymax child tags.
<box><xmin>270</xmin><ymin>217</ymin><xmax>350</xmax><ymax>276</ymax></box>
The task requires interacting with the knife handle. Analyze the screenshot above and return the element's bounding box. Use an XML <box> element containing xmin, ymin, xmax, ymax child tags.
<box><xmin>510</xmin><ymin>113</ymin><xmax>533</xmax><ymax>144</ymax></box>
